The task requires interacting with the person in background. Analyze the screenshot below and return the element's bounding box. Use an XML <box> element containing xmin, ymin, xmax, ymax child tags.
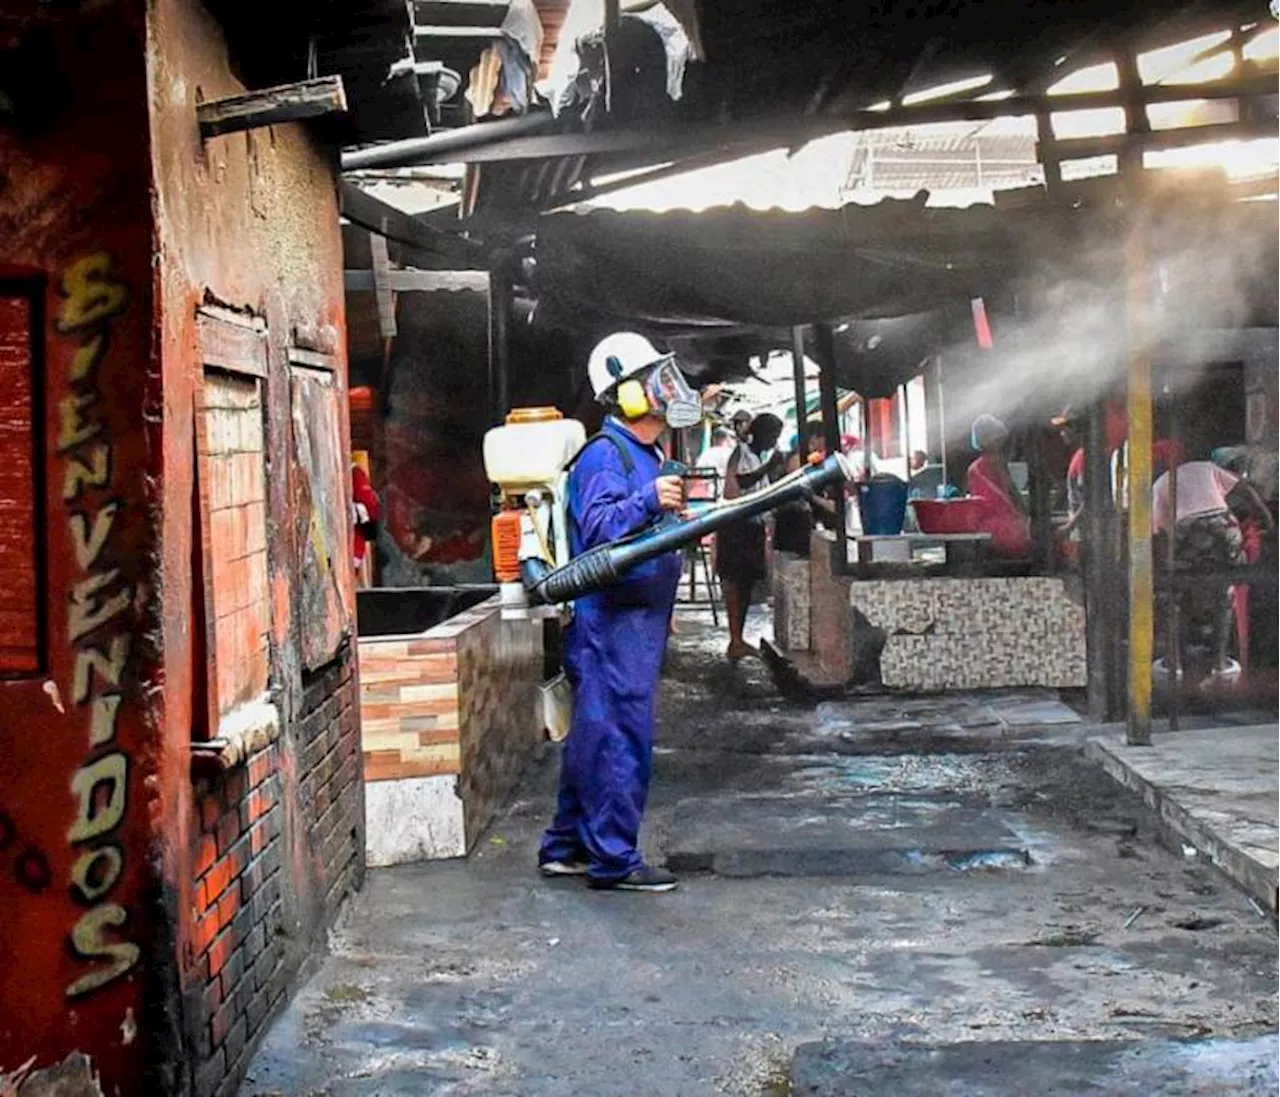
<box><xmin>352</xmin><ymin>463</ymin><xmax>381</xmax><ymax>573</ymax></box>
<box><xmin>841</xmin><ymin>434</ymin><xmax>879</xmax><ymax>484</ymax></box>
<box><xmin>1153</xmin><ymin>451</ymin><xmax>1273</xmax><ymax>676</ymax></box>
<box><xmin>688</xmin><ymin>424</ymin><xmax>736</xmax><ymax>502</ymax></box>
<box><xmin>907</xmin><ymin>451</ymin><xmax>946</xmax><ymax>501</ymax></box>
<box><xmin>1051</xmin><ymin>410</ymin><xmax>1087</xmax><ymax>562</ymax></box>
<box><xmin>717</xmin><ymin>411</ymin><xmax>784</xmax><ymax>660</ymax></box>
<box><xmin>773</xmin><ymin>426</ymin><xmax>837</xmax><ymax>556</ymax></box>
<box><xmin>967</xmin><ymin>414</ymin><xmax>1031</xmax><ymax>559</ymax></box>
<box><xmin>538</xmin><ymin>331</ymin><xmax>693</xmax><ymax>893</ymax></box>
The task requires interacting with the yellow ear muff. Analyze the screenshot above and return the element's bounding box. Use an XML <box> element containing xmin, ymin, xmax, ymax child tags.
<box><xmin>616</xmin><ymin>378</ymin><xmax>650</xmax><ymax>420</ymax></box>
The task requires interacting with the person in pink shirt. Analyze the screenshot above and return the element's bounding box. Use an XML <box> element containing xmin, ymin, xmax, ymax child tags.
<box><xmin>1153</xmin><ymin>455</ymin><xmax>1273</xmax><ymax>678</ymax></box>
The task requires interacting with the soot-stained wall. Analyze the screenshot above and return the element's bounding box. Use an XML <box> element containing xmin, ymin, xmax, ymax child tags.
<box><xmin>0</xmin><ymin>3</ymin><xmax>366</xmax><ymax>1094</ymax></box>
<box><xmin>148</xmin><ymin>1</ymin><xmax>363</xmax><ymax>1094</ymax></box>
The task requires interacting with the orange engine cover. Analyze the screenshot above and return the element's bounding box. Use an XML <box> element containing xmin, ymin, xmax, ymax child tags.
<box><xmin>491</xmin><ymin>511</ymin><xmax>523</xmax><ymax>582</ymax></box>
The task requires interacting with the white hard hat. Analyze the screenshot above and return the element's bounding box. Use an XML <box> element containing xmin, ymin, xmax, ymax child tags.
<box><xmin>587</xmin><ymin>331</ymin><xmax>672</xmax><ymax>401</ymax></box>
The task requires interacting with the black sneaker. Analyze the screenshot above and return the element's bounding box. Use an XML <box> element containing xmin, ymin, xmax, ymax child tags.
<box><xmin>588</xmin><ymin>865</ymin><xmax>678</xmax><ymax>892</ymax></box>
<box><xmin>539</xmin><ymin>858</ymin><xmax>589</xmax><ymax>878</ymax></box>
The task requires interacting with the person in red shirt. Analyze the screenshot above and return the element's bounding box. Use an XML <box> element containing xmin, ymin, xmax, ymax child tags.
<box><xmin>352</xmin><ymin>464</ymin><xmax>381</xmax><ymax>571</ymax></box>
<box><xmin>967</xmin><ymin>415</ymin><xmax>1031</xmax><ymax>559</ymax></box>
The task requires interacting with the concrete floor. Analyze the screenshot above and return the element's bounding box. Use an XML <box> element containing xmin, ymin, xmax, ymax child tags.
<box><xmin>240</xmin><ymin>609</ymin><xmax>1277</xmax><ymax>1097</ymax></box>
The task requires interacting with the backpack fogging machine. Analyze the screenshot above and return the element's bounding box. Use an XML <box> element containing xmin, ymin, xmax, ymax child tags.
<box><xmin>483</xmin><ymin>408</ymin><xmax>855</xmax><ymax>617</ymax></box>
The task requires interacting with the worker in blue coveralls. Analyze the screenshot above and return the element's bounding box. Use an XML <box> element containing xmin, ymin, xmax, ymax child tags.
<box><xmin>538</xmin><ymin>331</ymin><xmax>705</xmax><ymax>893</ymax></box>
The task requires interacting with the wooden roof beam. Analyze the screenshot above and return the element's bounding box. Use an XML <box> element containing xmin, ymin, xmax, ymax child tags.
<box><xmin>339</xmin><ymin>180</ymin><xmax>486</xmax><ymax>267</ymax></box>
<box><xmin>197</xmin><ymin>76</ymin><xmax>347</xmax><ymax>139</ymax></box>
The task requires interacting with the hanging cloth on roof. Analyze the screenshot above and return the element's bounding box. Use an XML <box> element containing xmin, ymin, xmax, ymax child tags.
<box><xmin>465</xmin><ymin>46</ymin><xmax>501</xmax><ymax>116</ymax></box>
<box><xmin>496</xmin><ymin>36</ymin><xmax>536</xmax><ymax>113</ymax></box>
<box><xmin>501</xmin><ymin>0</ymin><xmax>544</xmax><ymax>67</ymax></box>
<box><xmin>496</xmin><ymin>0</ymin><xmax>544</xmax><ymax>114</ymax></box>
<box><xmin>628</xmin><ymin>3</ymin><xmax>692</xmax><ymax>101</ymax></box>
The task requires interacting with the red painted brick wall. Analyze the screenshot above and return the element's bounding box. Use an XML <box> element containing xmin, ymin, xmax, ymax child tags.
<box><xmin>0</xmin><ymin>4</ymin><xmax>365</xmax><ymax>1092</ymax></box>
<box><xmin>178</xmin><ymin>660</ymin><xmax>361</xmax><ymax>1097</ymax></box>
<box><xmin>0</xmin><ymin>293</ymin><xmax>40</xmax><ymax>674</ymax></box>
<box><xmin>183</xmin><ymin>749</ymin><xmax>287</xmax><ymax>1097</ymax></box>
<box><xmin>0</xmin><ymin>5</ymin><xmax>165</xmax><ymax>1094</ymax></box>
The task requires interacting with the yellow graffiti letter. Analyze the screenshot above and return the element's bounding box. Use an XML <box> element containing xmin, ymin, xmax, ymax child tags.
<box><xmin>65</xmin><ymin>904</ymin><xmax>140</xmax><ymax>999</ymax></box>
<box><xmin>57</xmin><ymin>392</ymin><xmax>102</xmax><ymax>454</ymax></box>
<box><xmin>69</xmin><ymin>502</ymin><xmax>119</xmax><ymax>571</ymax></box>
<box><xmin>62</xmin><ymin>442</ymin><xmax>111</xmax><ymax>502</ymax></box>
<box><xmin>68</xmin><ymin>751</ymin><xmax>128</xmax><ymax>844</ymax></box>
<box><xmin>73</xmin><ymin>635</ymin><xmax>130</xmax><ymax>706</ymax></box>
<box><xmin>57</xmin><ymin>254</ymin><xmax>127</xmax><ymax>333</ymax></box>
<box><xmin>69</xmin><ymin>333</ymin><xmax>107</xmax><ymax>383</ymax></box>
<box><xmin>70</xmin><ymin>844</ymin><xmax>124</xmax><ymax>904</ymax></box>
<box><xmin>89</xmin><ymin>694</ymin><xmax>124</xmax><ymax>747</ymax></box>
<box><xmin>69</xmin><ymin>570</ymin><xmax>131</xmax><ymax>642</ymax></box>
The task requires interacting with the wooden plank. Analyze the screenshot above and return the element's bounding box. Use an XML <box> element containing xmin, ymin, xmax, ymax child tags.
<box><xmin>370</xmin><ymin>233</ymin><xmax>397</xmax><ymax>339</ymax></box>
<box><xmin>286</xmin><ymin>346</ymin><xmax>339</xmax><ymax>371</ymax></box>
<box><xmin>338</xmin><ymin>182</ymin><xmax>485</xmax><ymax>268</ymax></box>
<box><xmin>344</xmin><ymin>269</ymin><xmax>491</xmax><ymax>294</ymax></box>
<box><xmin>196</xmin><ymin>309</ymin><xmax>268</xmax><ymax>377</ymax></box>
<box><xmin>198</xmin><ymin>76</ymin><xmax>347</xmax><ymax>139</ymax></box>
<box><xmin>1050</xmin><ymin>118</ymin><xmax>1275</xmax><ymax>163</ymax></box>
<box><xmin>192</xmin><ymin>373</ymin><xmax>221</xmax><ymax>740</ymax></box>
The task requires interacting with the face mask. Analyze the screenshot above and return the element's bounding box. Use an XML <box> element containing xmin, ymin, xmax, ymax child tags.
<box><xmin>644</xmin><ymin>359</ymin><xmax>703</xmax><ymax>430</ymax></box>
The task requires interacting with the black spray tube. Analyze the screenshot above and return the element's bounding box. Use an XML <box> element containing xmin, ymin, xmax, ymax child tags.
<box><xmin>524</xmin><ymin>453</ymin><xmax>853</xmax><ymax>606</ymax></box>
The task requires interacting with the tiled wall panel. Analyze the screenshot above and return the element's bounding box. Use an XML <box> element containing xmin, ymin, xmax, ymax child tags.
<box><xmin>359</xmin><ymin>597</ymin><xmax>542</xmax><ymax>859</ymax></box>
<box><xmin>851</xmin><ymin>577</ymin><xmax>1087</xmax><ymax>692</ymax></box>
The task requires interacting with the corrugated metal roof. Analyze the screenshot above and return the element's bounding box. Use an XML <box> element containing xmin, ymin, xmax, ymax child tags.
<box><xmin>844</xmin><ymin>131</ymin><xmax>1042</xmax><ymax>194</ymax></box>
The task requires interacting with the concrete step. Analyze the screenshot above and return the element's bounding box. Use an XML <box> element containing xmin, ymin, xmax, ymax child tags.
<box><xmin>1086</xmin><ymin>726</ymin><xmax>1279</xmax><ymax>915</ymax></box>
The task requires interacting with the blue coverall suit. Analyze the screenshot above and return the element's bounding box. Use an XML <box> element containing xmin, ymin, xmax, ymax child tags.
<box><xmin>538</xmin><ymin>417</ymin><xmax>683</xmax><ymax>883</ymax></box>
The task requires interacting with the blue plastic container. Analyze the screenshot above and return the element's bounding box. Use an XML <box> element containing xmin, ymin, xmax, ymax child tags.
<box><xmin>857</xmin><ymin>478</ymin><xmax>909</xmax><ymax>536</ymax></box>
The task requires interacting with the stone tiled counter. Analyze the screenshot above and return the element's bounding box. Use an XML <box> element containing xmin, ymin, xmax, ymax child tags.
<box><xmin>851</xmin><ymin>577</ymin><xmax>1086</xmax><ymax>691</ymax></box>
<box><xmin>357</xmin><ymin>593</ymin><xmax>543</xmax><ymax>866</ymax></box>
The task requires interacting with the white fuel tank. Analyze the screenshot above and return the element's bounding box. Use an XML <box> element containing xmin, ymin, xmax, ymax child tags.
<box><xmin>484</xmin><ymin>408</ymin><xmax>586</xmax><ymax>491</ymax></box>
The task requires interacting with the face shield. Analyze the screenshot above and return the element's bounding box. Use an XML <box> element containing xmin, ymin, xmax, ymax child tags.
<box><xmin>643</xmin><ymin>358</ymin><xmax>702</xmax><ymax>430</ymax></box>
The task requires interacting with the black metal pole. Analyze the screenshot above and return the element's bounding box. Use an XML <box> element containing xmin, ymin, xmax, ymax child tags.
<box><xmin>1028</xmin><ymin>424</ymin><xmax>1052</xmax><ymax>572</ymax></box>
<box><xmin>488</xmin><ymin>257</ymin><xmax>512</xmax><ymax>425</ymax></box>
<box><xmin>791</xmin><ymin>326</ymin><xmax>808</xmax><ymax>461</ymax></box>
<box><xmin>341</xmin><ymin>113</ymin><xmax>557</xmax><ymax>171</ymax></box>
<box><xmin>812</xmin><ymin>323</ymin><xmax>847</xmax><ymax>565</ymax></box>
<box><xmin>1164</xmin><ymin>385</ymin><xmax>1180</xmax><ymax>730</ymax></box>
<box><xmin>1083</xmin><ymin>396</ymin><xmax>1113</xmax><ymax>721</ymax></box>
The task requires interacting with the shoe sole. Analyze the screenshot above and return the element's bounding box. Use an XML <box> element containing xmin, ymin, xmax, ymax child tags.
<box><xmin>612</xmin><ymin>882</ymin><xmax>678</xmax><ymax>893</ymax></box>
<box><xmin>539</xmin><ymin>864</ymin><xmax>588</xmax><ymax>877</ymax></box>
<box><xmin>589</xmin><ymin>880</ymin><xmax>678</xmax><ymax>893</ymax></box>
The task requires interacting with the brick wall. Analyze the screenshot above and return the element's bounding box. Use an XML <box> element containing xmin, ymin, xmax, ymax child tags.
<box><xmin>182</xmin><ymin>652</ymin><xmax>362</xmax><ymax>1097</ymax></box>
<box><xmin>185</xmin><ymin>747</ymin><xmax>285</xmax><ymax>1097</ymax></box>
<box><xmin>296</xmin><ymin>655</ymin><xmax>365</xmax><ymax>913</ymax></box>
<box><xmin>199</xmin><ymin>369</ymin><xmax>270</xmax><ymax>713</ymax></box>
